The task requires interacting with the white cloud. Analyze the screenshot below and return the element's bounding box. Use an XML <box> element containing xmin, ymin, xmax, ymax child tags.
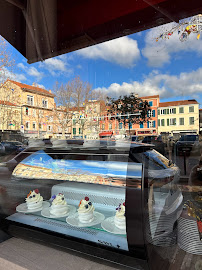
<box><xmin>0</xmin><ymin>67</ymin><xmax>27</xmax><ymax>83</ymax></box>
<box><xmin>94</xmin><ymin>68</ymin><xmax>202</xmax><ymax>99</ymax></box>
<box><xmin>77</xmin><ymin>36</ymin><xmax>140</xmax><ymax>67</ymax></box>
<box><xmin>34</xmin><ymin>83</ymin><xmax>46</xmax><ymax>89</ymax></box>
<box><xmin>27</xmin><ymin>67</ymin><xmax>43</xmax><ymax>81</ymax></box>
<box><xmin>17</xmin><ymin>63</ymin><xmax>43</xmax><ymax>81</ymax></box>
<box><xmin>17</xmin><ymin>63</ymin><xmax>26</xmax><ymax>70</ymax></box>
<box><xmin>142</xmin><ymin>22</ymin><xmax>202</xmax><ymax>67</ymax></box>
<box><xmin>39</xmin><ymin>57</ymin><xmax>73</xmax><ymax>76</ymax></box>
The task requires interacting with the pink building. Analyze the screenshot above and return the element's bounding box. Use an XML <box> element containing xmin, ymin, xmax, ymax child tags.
<box><xmin>100</xmin><ymin>95</ymin><xmax>159</xmax><ymax>136</ymax></box>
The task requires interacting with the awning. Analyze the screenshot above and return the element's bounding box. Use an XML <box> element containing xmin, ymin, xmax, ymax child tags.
<box><xmin>99</xmin><ymin>131</ymin><xmax>113</xmax><ymax>137</ymax></box>
<box><xmin>0</xmin><ymin>0</ymin><xmax>202</xmax><ymax>63</ymax></box>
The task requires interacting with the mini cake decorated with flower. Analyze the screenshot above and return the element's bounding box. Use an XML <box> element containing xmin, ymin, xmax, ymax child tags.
<box><xmin>26</xmin><ymin>189</ymin><xmax>43</xmax><ymax>210</ymax></box>
<box><xmin>78</xmin><ymin>197</ymin><xmax>95</xmax><ymax>223</ymax></box>
<box><xmin>114</xmin><ymin>202</ymin><xmax>126</xmax><ymax>230</ymax></box>
<box><xmin>50</xmin><ymin>193</ymin><xmax>69</xmax><ymax>216</ymax></box>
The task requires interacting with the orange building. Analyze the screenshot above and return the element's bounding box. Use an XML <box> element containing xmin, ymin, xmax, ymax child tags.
<box><xmin>99</xmin><ymin>95</ymin><xmax>159</xmax><ymax>137</ymax></box>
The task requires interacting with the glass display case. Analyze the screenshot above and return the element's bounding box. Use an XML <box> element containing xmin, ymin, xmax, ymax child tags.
<box><xmin>0</xmin><ymin>140</ymin><xmax>183</xmax><ymax>269</ymax></box>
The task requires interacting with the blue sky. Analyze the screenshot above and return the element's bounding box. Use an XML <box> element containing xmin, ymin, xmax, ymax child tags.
<box><xmin>4</xmin><ymin>21</ymin><xmax>202</xmax><ymax>107</ymax></box>
<box><xmin>22</xmin><ymin>150</ymin><xmax>141</xmax><ymax>179</ymax></box>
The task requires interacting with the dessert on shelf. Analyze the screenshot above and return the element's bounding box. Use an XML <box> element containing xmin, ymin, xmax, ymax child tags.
<box><xmin>50</xmin><ymin>193</ymin><xmax>69</xmax><ymax>216</ymax></box>
<box><xmin>78</xmin><ymin>197</ymin><xmax>95</xmax><ymax>223</ymax></box>
<box><xmin>26</xmin><ymin>189</ymin><xmax>43</xmax><ymax>210</ymax></box>
<box><xmin>114</xmin><ymin>202</ymin><xmax>126</xmax><ymax>230</ymax></box>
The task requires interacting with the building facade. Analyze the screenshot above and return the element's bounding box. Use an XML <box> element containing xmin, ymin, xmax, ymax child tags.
<box><xmin>158</xmin><ymin>100</ymin><xmax>199</xmax><ymax>136</ymax></box>
<box><xmin>0</xmin><ymin>80</ymin><xmax>56</xmax><ymax>138</ymax></box>
<box><xmin>99</xmin><ymin>95</ymin><xmax>159</xmax><ymax>137</ymax></box>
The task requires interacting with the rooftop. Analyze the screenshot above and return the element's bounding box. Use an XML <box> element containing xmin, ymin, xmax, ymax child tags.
<box><xmin>0</xmin><ymin>100</ymin><xmax>17</xmax><ymax>106</ymax></box>
<box><xmin>7</xmin><ymin>80</ymin><xmax>55</xmax><ymax>98</ymax></box>
<box><xmin>159</xmin><ymin>99</ymin><xmax>198</xmax><ymax>108</ymax></box>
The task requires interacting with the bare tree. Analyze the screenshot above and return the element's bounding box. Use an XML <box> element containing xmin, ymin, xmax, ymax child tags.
<box><xmin>0</xmin><ymin>36</ymin><xmax>17</xmax><ymax>136</ymax></box>
<box><xmin>53</xmin><ymin>81</ymin><xmax>73</xmax><ymax>138</ymax></box>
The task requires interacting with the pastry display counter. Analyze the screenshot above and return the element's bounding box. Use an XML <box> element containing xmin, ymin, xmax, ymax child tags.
<box><xmin>0</xmin><ymin>142</ymin><xmax>184</xmax><ymax>269</ymax></box>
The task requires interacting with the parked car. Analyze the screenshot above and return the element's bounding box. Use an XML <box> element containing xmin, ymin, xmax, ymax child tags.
<box><xmin>176</xmin><ymin>134</ymin><xmax>200</xmax><ymax>155</ymax></box>
<box><xmin>142</xmin><ymin>135</ymin><xmax>166</xmax><ymax>156</ymax></box>
<box><xmin>0</xmin><ymin>141</ymin><xmax>26</xmax><ymax>155</ymax></box>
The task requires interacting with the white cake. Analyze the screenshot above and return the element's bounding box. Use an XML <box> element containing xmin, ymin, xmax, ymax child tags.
<box><xmin>50</xmin><ymin>193</ymin><xmax>69</xmax><ymax>216</ymax></box>
<box><xmin>114</xmin><ymin>203</ymin><xmax>126</xmax><ymax>230</ymax></box>
<box><xmin>78</xmin><ymin>197</ymin><xmax>95</xmax><ymax>223</ymax></box>
<box><xmin>26</xmin><ymin>189</ymin><xmax>43</xmax><ymax>210</ymax></box>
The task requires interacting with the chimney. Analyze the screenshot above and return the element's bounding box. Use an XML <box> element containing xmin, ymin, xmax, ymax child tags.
<box><xmin>49</xmin><ymin>90</ymin><xmax>52</xmax><ymax>93</ymax></box>
<box><xmin>32</xmin><ymin>83</ymin><xmax>36</xmax><ymax>86</ymax></box>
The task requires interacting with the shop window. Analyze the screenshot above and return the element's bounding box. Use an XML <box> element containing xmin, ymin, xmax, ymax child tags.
<box><xmin>32</xmin><ymin>122</ymin><xmax>36</xmax><ymax>129</ymax></box>
<box><xmin>189</xmin><ymin>106</ymin><xmax>194</xmax><ymax>112</ymax></box>
<box><xmin>189</xmin><ymin>117</ymin><xmax>194</xmax><ymax>125</ymax></box>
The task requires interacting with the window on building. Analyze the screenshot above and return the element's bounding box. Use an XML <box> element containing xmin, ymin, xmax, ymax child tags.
<box><xmin>148</xmin><ymin>121</ymin><xmax>156</xmax><ymax>128</ymax></box>
<box><xmin>170</xmin><ymin>108</ymin><xmax>176</xmax><ymax>114</ymax></box>
<box><xmin>189</xmin><ymin>106</ymin><xmax>194</xmax><ymax>113</ymax></box>
<box><xmin>128</xmin><ymin>123</ymin><xmax>132</xmax><ymax>129</ymax></box>
<box><xmin>109</xmin><ymin>123</ymin><xmax>112</xmax><ymax>130</ymax></box>
<box><xmin>189</xmin><ymin>117</ymin><xmax>194</xmax><ymax>125</ymax></box>
<box><xmin>42</xmin><ymin>99</ymin><xmax>48</xmax><ymax>108</ymax></box>
<box><xmin>161</xmin><ymin>119</ymin><xmax>165</xmax><ymax>126</ymax></box>
<box><xmin>170</xmin><ymin>118</ymin><xmax>176</xmax><ymax>125</ymax></box>
<box><xmin>39</xmin><ymin>123</ymin><xmax>42</xmax><ymax>129</ymax></box>
<box><xmin>119</xmin><ymin>122</ymin><xmax>122</xmax><ymax>129</ymax></box>
<box><xmin>73</xmin><ymin>128</ymin><xmax>76</xmax><ymax>135</ymax></box>
<box><xmin>25</xmin><ymin>122</ymin><xmax>29</xmax><ymax>129</ymax></box>
<box><xmin>79</xmin><ymin>128</ymin><xmax>81</xmax><ymax>134</ymax></box>
<box><xmin>48</xmin><ymin>125</ymin><xmax>52</xmax><ymax>131</ymax></box>
<box><xmin>160</xmin><ymin>109</ymin><xmax>166</xmax><ymax>115</ymax></box>
<box><xmin>73</xmin><ymin>119</ymin><xmax>77</xmax><ymax>125</ymax></box>
<box><xmin>149</xmin><ymin>101</ymin><xmax>153</xmax><ymax>106</ymax></box>
<box><xmin>140</xmin><ymin>122</ymin><xmax>143</xmax><ymax>128</ymax></box>
<box><xmin>25</xmin><ymin>107</ymin><xmax>29</xmax><ymax>115</ymax></box>
<box><xmin>158</xmin><ymin>119</ymin><xmax>160</xmax><ymax>126</ymax></box>
<box><xmin>27</xmin><ymin>95</ymin><xmax>34</xmax><ymax>106</ymax></box>
<box><xmin>32</xmin><ymin>122</ymin><xmax>36</xmax><ymax>129</ymax></box>
<box><xmin>179</xmin><ymin>107</ymin><xmax>184</xmax><ymax>113</ymax></box>
<box><xmin>179</xmin><ymin>118</ymin><xmax>184</xmax><ymax>125</ymax></box>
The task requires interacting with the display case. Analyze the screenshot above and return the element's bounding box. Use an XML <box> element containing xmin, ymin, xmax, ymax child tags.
<box><xmin>0</xmin><ymin>141</ymin><xmax>183</xmax><ymax>270</ymax></box>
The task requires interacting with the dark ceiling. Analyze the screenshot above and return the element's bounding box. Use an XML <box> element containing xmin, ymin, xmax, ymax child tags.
<box><xmin>0</xmin><ymin>0</ymin><xmax>202</xmax><ymax>64</ymax></box>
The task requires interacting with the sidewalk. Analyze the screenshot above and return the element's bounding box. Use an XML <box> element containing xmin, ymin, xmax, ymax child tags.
<box><xmin>0</xmin><ymin>237</ymin><xmax>129</xmax><ymax>270</ymax></box>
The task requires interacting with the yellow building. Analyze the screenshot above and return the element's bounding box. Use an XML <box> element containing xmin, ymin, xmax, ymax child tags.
<box><xmin>158</xmin><ymin>100</ymin><xmax>199</xmax><ymax>135</ymax></box>
<box><xmin>0</xmin><ymin>80</ymin><xmax>56</xmax><ymax>138</ymax></box>
<box><xmin>0</xmin><ymin>100</ymin><xmax>21</xmax><ymax>132</ymax></box>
